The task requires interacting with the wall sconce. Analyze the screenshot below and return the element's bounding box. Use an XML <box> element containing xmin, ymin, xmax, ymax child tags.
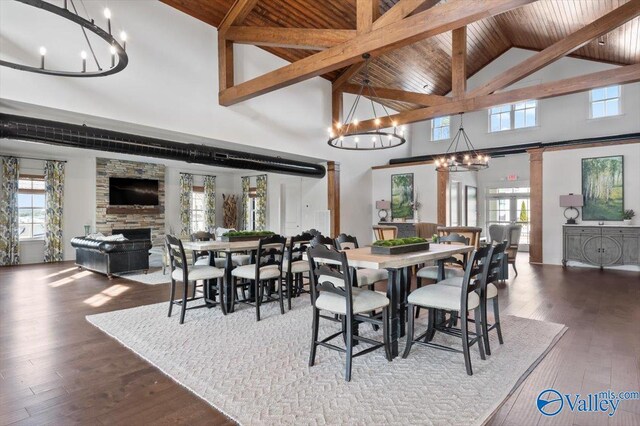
<box><xmin>376</xmin><ymin>200</ymin><xmax>391</xmax><ymax>222</ymax></box>
<box><xmin>559</xmin><ymin>193</ymin><xmax>584</xmax><ymax>225</ymax></box>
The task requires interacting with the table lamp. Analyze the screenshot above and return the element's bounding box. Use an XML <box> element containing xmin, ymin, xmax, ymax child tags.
<box><xmin>376</xmin><ymin>200</ymin><xmax>391</xmax><ymax>222</ymax></box>
<box><xmin>559</xmin><ymin>193</ymin><xmax>583</xmax><ymax>224</ymax></box>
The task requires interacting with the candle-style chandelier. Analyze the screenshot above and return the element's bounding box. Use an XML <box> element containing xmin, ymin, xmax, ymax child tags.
<box><xmin>435</xmin><ymin>113</ymin><xmax>489</xmax><ymax>172</ymax></box>
<box><xmin>327</xmin><ymin>53</ymin><xmax>406</xmax><ymax>151</ymax></box>
<box><xmin>0</xmin><ymin>0</ymin><xmax>129</xmax><ymax>77</ymax></box>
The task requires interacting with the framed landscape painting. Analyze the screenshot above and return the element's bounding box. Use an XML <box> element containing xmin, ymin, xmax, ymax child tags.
<box><xmin>582</xmin><ymin>155</ymin><xmax>624</xmax><ymax>221</ymax></box>
<box><xmin>391</xmin><ymin>173</ymin><xmax>414</xmax><ymax>220</ymax></box>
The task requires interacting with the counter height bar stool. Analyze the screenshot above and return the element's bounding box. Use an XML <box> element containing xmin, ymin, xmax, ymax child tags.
<box><xmin>403</xmin><ymin>246</ymin><xmax>490</xmax><ymax>375</ymax></box>
<box><xmin>165</xmin><ymin>235</ymin><xmax>225</xmax><ymax>324</ymax></box>
<box><xmin>414</xmin><ymin>233</ymin><xmax>470</xmax><ymax>318</ymax></box>
<box><xmin>335</xmin><ymin>234</ymin><xmax>388</xmax><ymax>289</ymax></box>
<box><xmin>231</xmin><ymin>234</ymin><xmax>287</xmax><ymax>321</ymax></box>
<box><xmin>307</xmin><ymin>244</ymin><xmax>392</xmax><ymax>381</ymax></box>
<box><xmin>283</xmin><ymin>232</ymin><xmax>314</xmax><ymax>309</ymax></box>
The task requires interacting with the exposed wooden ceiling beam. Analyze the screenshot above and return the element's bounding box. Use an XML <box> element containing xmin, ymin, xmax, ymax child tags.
<box><xmin>355</xmin><ymin>63</ymin><xmax>640</xmax><ymax>130</ymax></box>
<box><xmin>333</xmin><ymin>64</ymin><xmax>366</xmax><ymax>91</ymax></box>
<box><xmin>340</xmin><ymin>83</ymin><xmax>451</xmax><ymax>106</ymax></box>
<box><xmin>372</xmin><ymin>0</ymin><xmax>441</xmax><ymax>31</ymax></box>
<box><xmin>357</xmin><ymin>0</ymin><xmax>380</xmax><ymax>34</ymax></box>
<box><xmin>218</xmin><ymin>35</ymin><xmax>234</xmax><ymax>91</ymax></box>
<box><xmin>219</xmin><ymin>0</ymin><xmax>537</xmax><ymax>105</ymax></box>
<box><xmin>451</xmin><ymin>26</ymin><xmax>467</xmax><ymax>99</ymax></box>
<box><xmin>225</xmin><ymin>26</ymin><xmax>356</xmax><ymax>50</ymax></box>
<box><xmin>470</xmin><ymin>0</ymin><xmax>640</xmax><ymax>97</ymax></box>
<box><xmin>218</xmin><ymin>0</ymin><xmax>259</xmax><ymax>35</ymax></box>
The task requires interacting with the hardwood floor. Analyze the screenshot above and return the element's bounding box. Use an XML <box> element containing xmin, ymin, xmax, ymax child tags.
<box><xmin>1</xmin><ymin>259</ymin><xmax>638</xmax><ymax>425</ymax></box>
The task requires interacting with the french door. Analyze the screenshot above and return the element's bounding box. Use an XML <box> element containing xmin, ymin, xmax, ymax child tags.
<box><xmin>486</xmin><ymin>187</ymin><xmax>530</xmax><ymax>251</ymax></box>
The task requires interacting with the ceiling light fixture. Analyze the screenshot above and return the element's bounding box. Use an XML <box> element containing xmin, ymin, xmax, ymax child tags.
<box><xmin>0</xmin><ymin>0</ymin><xmax>129</xmax><ymax>77</ymax></box>
<box><xmin>434</xmin><ymin>113</ymin><xmax>489</xmax><ymax>172</ymax></box>
<box><xmin>327</xmin><ymin>53</ymin><xmax>406</xmax><ymax>151</ymax></box>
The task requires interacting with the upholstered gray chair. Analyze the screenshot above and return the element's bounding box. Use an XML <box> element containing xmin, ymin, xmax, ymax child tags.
<box><xmin>488</xmin><ymin>224</ymin><xmax>522</xmax><ymax>276</ymax></box>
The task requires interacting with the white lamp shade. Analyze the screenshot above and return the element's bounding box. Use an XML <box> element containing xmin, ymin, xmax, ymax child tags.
<box><xmin>559</xmin><ymin>194</ymin><xmax>583</xmax><ymax>207</ymax></box>
<box><xmin>376</xmin><ymin>200</ymin><xmax>391</xmax><ymax>210</ymax></box>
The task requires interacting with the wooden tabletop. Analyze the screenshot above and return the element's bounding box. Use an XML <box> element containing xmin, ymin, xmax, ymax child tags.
<box><xmin>339</xmin><ymin>244</ymin><xmax>474</xmax><ymax>269</ymax></box>
<box><xmin>181</xmin><ymin>240</ymin><xmax>259</xmax><ymax>252</ymax></box>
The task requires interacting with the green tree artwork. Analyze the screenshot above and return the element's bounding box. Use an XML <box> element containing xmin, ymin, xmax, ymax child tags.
<box><xmin>581</xmin><ymin>155</ymin><xmax>624</xmax><ymax>221</ymax></box>
<box><xmin>391</xmin><ymin>173</ymin><xmax>414</xmax><ymax>219</ymax></box>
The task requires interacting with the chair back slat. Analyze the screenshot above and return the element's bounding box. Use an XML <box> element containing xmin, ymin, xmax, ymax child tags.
<box><xmin>437</xmin><ymin>232</ymin><xmax>470</xmax><ymax>268</ymax></box>
<box><xmin>459</xmin><ymin>245</ymin><xmax>492</xmax><ymax>311</ymax></box>
<box><xmin>165</xmin><ymin>235</ymin><xmax>189</xmax><ymax>281</ymax></box>
<box><xmin>255</xmin><ymin>235</ymin><xmax>287</xmax><ymax>280</ymax></box>
<box><xmin>335</xmin><ymin>233</ymin><xmax>359</xmax><ymax>250</ymax></box>
<box><xmin>286</xmin><ymin>232</ymin><xmax>314</xmax><ymax>267</ymax></box>
<box><xmin>484</xmin><ymin>241</ymin><xmax>508</xmax><ymax>286</ymax></box>
<box><xmin>310</xmin><ymin>235</ymin><xmax>336</xmax><ymax>249</ymax></box>
<box><xmin>307</xmin><ymin>245</ymin><xmax>354</xmax><ymax>313</ymax></box>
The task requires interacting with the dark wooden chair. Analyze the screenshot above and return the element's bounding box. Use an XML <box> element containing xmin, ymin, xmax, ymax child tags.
<box><xmin>310</xmin><ymin>234</ymin><xmax>336</xmax><ymax>249</ymax></box>
<box><xmin>403</xmin><ymin>246</ymin><xmax>490</xmax><ymax>375</ymax></box>
<box><xmin>231</xmin><ymin>234</ymin><xmax>287</xmax><ymax>321</ymax></box>
<box><xmin>335</xmin><ymin>233</ymin><xmax>388</xmax><ymax>288</ymax></box>
<box><xmin>307</xmin><ymin>244</ymin><xmax>391</xmax><ymax>381</ymax></box>
<box><xmin>479</xmin><ymin>241</ymin><xmax>508</xmax><ymax>355</ymax></box>
<box><xmin>283</xmin><ymin>232</ymin><xmax>314</xmax><ymax>309</ymax></box>
<box><xmin>165</xmin><ymin>235</ymin><xmax>225</xmax><ymax>324</ymax></box>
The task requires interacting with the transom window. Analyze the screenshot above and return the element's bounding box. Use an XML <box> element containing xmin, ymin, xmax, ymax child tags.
<box><xmin>18</xmin><ymin>175</ymin><xmax>45</xmax><ymax>240</ymax></box>
<box><xmin>590</xmin><ymin>85</ymin><xmax>620</xmax><ymax>118</ymax></box>
<box><xmin>431</xmin><ymin>116</ymin><xmax>450</xmax><ymax>141</ymax></box>
<box><xmin>190</xmin><ymin>186</ymin><xmax>205</xmax><ymax>233</ymax></box>
<box><xmin>489</xmin><ymin>101</ymin><xmax>537</xmax><ymax>132</ymax></box>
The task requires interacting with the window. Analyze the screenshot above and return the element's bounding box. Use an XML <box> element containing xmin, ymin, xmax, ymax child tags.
<box><xmin>245</xmin><ymin>188</ymin><xmax>258</xmax><ymax>231</ymax></box>
<box><xmin>18</xmin><ymin>175</ymin><xmax>45</xmax><ymax>240</ymax></box>
<box><xmin>190</xmin><ymin>186</ymin><xmax>205</xmax><ymax>233</ymax></box>
<box><xmin>590</xmin><ymin>85</ymin><xmax>620</xmax><ymax>118</ymax></box>
<box><xmin>489</xmin><ymin>101</ymin><xmax>537</xmax><ymax>132</ymax></box>
<box><xmin>431</xmin><ymin>116</ymin><xmax>450</xmax><ymax>141</ymax></box>
<box><xmin>514</xmin><ymin>101</ymin><xmax>537</xmax><ymax>129</ymax></box>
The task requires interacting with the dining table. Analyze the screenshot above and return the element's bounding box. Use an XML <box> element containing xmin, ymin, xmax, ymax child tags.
<box><xmin>183</xmin><ymin>239</ymin><xmax>474</xmax><ymax>359</ymax></box>
<box><xmin>181</xmin><ymin>239</ymin><xmax>261</xmax><ymax>313</ymax></box>
<box><xmin>336</xmin><ymin>243</ymin><xmax>474</xmax><ymax>358</ymax></box>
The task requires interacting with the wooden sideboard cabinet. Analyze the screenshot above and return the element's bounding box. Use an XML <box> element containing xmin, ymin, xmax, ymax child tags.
<box><xmin>563</xmin><ymin>225</ymin><xmax>640</xmax><ymax>269</ymax></box>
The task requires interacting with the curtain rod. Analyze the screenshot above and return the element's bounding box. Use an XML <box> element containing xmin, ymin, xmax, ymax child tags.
<box><xmin>2</xmin><ymin>155</ymin><xmax>67</xmax><ymax>163</ymax></box>
<box><xmin>179</xmin><ymin>172</ymin><xmax>215</xmax><ymax>178</ymax></box>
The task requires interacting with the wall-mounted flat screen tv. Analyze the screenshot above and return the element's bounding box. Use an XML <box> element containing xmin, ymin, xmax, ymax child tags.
<box><xmin>109</xmin><ymin>177</ymin><xmax>159</xmax><ymax>206</ymax></box>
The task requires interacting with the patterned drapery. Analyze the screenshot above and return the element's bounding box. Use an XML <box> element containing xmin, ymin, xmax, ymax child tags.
<box><xmin>203</xmin><ymin>175</ymin><xmax>216</xmax><ymax>231</ymax></box>
<box><xmin>179</xmin><ymin>173</ymin><xmax>193</xmax><ymax>236</ymax></box>
<box><xmin>44</xmin><ymin>160</ymin><xmax>65</xmax><ymax>262</ymax></box>
<box><xmin>241</xmin><ymin>176</ymin><xmax>250</xmax><ymax>230</ymax></box>
<box><xmin>0</xmin><ymin>157</ymin><xmax>20</xmax><ymax>266</ymax></box>
<box><xmin>255</xmin><ymin>175</ymin><xmax>267</xmax><ymax>231</ymax></box>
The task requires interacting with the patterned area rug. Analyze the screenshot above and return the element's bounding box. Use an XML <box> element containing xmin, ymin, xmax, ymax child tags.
<box><xmin>87</xmin><ymin>297</ymin><xmax>566</xmax><ymax>425</ymax></box>
<box><xmin>114</xmin><ymin>269</ymin><xmax>170</xmax><ymax>285</ymax></box>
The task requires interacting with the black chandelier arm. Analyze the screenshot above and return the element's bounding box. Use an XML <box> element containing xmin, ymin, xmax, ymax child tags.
<box><xmin>69</xmin><ymin>0</ymin><xmax>101</xmax><ymax>70</ymax></box>
<box><xmin>328</xmin><ymin>131</ymin><xmax>405</xmax><ymax>150</ymax></box>
<box><xmin>342</xmin><ymin>82</ymin><xmax>365</xmax><ymax>134</ymax></box>
<box><xmin>0</xmin><ymin>0</ymin><xmax>128</xmax><ymax>77</ymax></box>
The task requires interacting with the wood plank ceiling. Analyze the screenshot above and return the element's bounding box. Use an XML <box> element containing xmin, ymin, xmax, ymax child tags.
<box><xmin>161</xmin><ymin>0</ymin><xmax>640</xmax><ymax>112</ymax></box>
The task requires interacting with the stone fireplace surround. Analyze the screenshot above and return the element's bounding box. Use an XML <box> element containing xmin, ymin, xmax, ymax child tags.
<box><xmin>96</xmin><ymin>158</ymin><xmax>165</xmax><ymax>247</ymax></box>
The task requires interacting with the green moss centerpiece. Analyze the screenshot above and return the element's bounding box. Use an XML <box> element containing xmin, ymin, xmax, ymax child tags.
<box><xmin>220</xmin><ymin>230</ymin><xmax>275</xmax><ymax>242</ymax></box>
<box><xmin>371</xmin><ymin>237</ymin><xmax>430</xmax><ymax>255</ymax></box>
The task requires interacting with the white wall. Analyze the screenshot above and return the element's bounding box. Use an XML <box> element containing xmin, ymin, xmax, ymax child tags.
<box><xmin>410</xmin><ymin>48</ymin><xmax>640</xmax><ymax>157</ymax></box>
<box><xmin>543</xmin><ymin>143</ymin><xmax>640</xmax><ymax>269</ymax></box>
<box><xmin>0</xmin><ymin>0</ymin><xmax>409</xmax><ymax>251</ymax></box>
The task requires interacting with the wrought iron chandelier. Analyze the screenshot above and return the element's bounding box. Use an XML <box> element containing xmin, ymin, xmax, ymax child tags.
<box><xmin>327</xmin><ymin>54</ymin><xmax>406</xmax><ymax>151</ymax></box>
<box><xmin>0</xmin><ymin>0</ymin><xmax>129</xmax><ymax>77</ymax></box>
<box><xmin>435</xmin><ymin>113</ymin><xmax>489</xmax><ymax>172</ymax></box>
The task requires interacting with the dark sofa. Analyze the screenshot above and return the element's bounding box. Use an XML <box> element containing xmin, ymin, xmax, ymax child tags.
<box><xmin>71</xmin><ymin>229</ymin><xmax>153</xmax><ymax>279</ymax></box>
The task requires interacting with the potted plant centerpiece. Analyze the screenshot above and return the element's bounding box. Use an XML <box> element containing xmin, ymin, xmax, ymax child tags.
<box><xmin>623</xmin><ymin>209</ymin><xmax>635</xmax><ymax>225</ymax></box>
<box><xmin>371</xmin><ymin>237</ymin><xmax>430</xmax><ymax>255</ymax></box>
<box><xmin>221</xmin><ymin>230</ymin><xmax>275</xmax><ymax>242</ymax></box>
